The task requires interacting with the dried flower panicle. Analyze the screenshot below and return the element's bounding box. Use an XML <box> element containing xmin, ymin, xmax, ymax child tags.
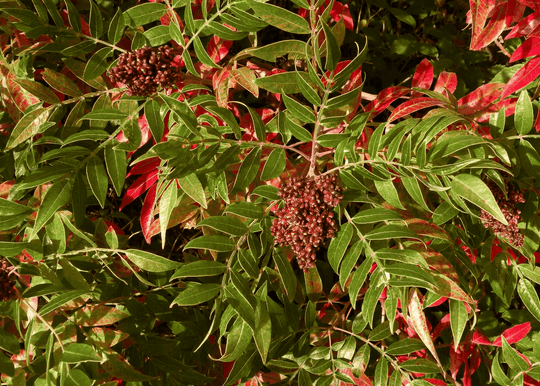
<box><xmin>108</xmin><ymin>45</ymin><xmax>179</xmax><ymax>96</ymax></box>
<box><xmin>0</xmin><ymin>260</ymin><xmax>16</xmax><ymax>302</ymax></box>
<box><xmin>480</xmin><ymin>182</ymin><xmax>525</xmax><ymax>247</ymax></box>
<box><xmin>271</xmin><ymin>174</ymin><xmax>344</xmax><ymax>271</ymax></box>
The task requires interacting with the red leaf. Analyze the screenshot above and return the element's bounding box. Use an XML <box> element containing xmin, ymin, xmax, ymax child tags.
<box><xmin>502</xmin><ymin>56</ymin><xmax>540</xmax><ymax>98</ymax></box>
<box><xmin>471</xmin><ymin>2</ymin><xmax>507</xmax><ymax>50</ymax></box>
<box><xmin>506</xmin><ymin>0</ymin><xmax>527</xmax><ymax>27</ymax></box>
<box><xmin>506</xmin><ymin>11</ymin><xmax>540</xmax><ymax>39</ymax></box>
<box><xmin>471</xmin><ymin>330</ymin><xmax>496</xmax><ymax>346</ymax></box>
<box><xmin>463</xmin><ymin>361</ymin><xmax>472</xmax><ymax>386</ymax></box>
<box><xmin>431</xmin><ymin>313</ymin><xmax>450</xmax><ymax>340</ymax></box>
<box><xmin>469</xmin><ymin>0</ymin><xmax>491</xmax><ymax>49</ymax></box>
<box><xmin>126</xmin><ymin>158</ymin><xmax>160</xmax><ymax>178</ymax></box>
<box><xmin>141</xmin><ymin>184</ymin><xmax>157</xmax><ymax>244</ymax></box>
<box><xmin>119</xmin><ymin>170</ymin><xmax>158</xmax><ymax>211</ymax></box>
<box><xmin>425</xmin><ymin>379</ymin><xmax>447</xmax><ymax>386</ymax></box>
<box><xmin>492</xmin><ymin>322</ymin><xmax>531</xmax><ymax>346</ymax></box>
<box><xmin>510</xmin><ymin>37</ymin><xmax>540</xmax><ymax>62</ymax></box>
<box><xmin>366</xmin><ymin>86</ymin><xmax>410</xmax><ymax>118</ymax></box>
<box><xmin>388</xmin><ymin>97</ymin><xmax>446</xmax><ymax>122</ymax></box>
<box><xmin>518</xmin><ymin>0</ymin><xmax>540</xmax><ymax>12</ymax></box>
<box><xmin>433</xmin><ymin>71</ymin><xmax>458</xmax><ymax>97</ymax></box>
<box><xmin>213</xmin><ymin>66</ymin><xmax>234</xmax><ymax>108</ymax></box>
<box><xmin>457</xmin><ymin>83</ymin><xmax>504</xmax><ymax>115</ymax></box>
<box><xmin>207</xmin><ymin>35</ymin><xmax>233</xmax><ymax>63</ymax></box>
<box><xmin>535</xmin><ymin>104</ymin><xmax>540</xmax><ymax>132</ymax></box>
<box><xmin>450</xmin><ymin>345</ymin><xmax>464</xmax><ymax>379</ymax></box>
<box><xmin>408</xmin><ymin>289</ymin><xmax>440</xmax><ymax>362</ymax></box>
<box><xmin>329</xmin><ymin>0</ymin><xmax>354</xmax><ymax>31</ymax></box>
<box><xmin>525</xmin><ymin>374</ymin><xmax>540</xmax><ymax>386</ymax></box>
<box><xmin>412</xmin><ymin>59</ymin><xmax>434</xmax><ymax>91</ymax></box>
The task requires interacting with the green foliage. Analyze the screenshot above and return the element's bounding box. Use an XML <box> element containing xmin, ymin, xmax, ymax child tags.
<box><xmin>1</xmin><ymin>0</ymin><xmax>540</xmax><ymax>386</ymax></box>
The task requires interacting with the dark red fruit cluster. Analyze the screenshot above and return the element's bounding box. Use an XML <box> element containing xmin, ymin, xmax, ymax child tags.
<box><xmin>480</xmin><ymin>183</ymin><xmax>525</xmax><ymax>247</ymax></box>
<box><xmin>271</xmin><ymin>174</ymin><xmax>343</xmax><ymax>271</ymax></box>
<box><xmin>108</xmin><ymin>45</ymin><xmax>179</xmax><ymax>96</ymax></box>
<box><xmin>0</xmin><ymin>260</ymin><xmax>16</xmax><ymax>302</ymax></box>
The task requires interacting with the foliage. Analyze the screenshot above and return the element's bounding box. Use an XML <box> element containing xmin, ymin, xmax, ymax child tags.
<box><xmin>1</xmin><ymin>0</ymin><xmax>540</xmax><ymax>385</ymax></box>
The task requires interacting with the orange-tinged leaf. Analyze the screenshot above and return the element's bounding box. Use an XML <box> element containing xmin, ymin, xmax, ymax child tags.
<box><xmin>471</xmin><ymin>2</ymin><xmax>507</xmax><ymax>50</ymax></box>
<box><xmin>408</xmin><ymin>243</ymin><xmax>459</xmax><ymax>282</ymax></box>
<box><xmin>434</xmin><ymin>71</ymin><xmax>458</xmax><ymax>97</ymax></box>
<box><xmin>73</xmin><ymin>304</ymin><xmax>129</xmax><ymax>326</ymax></box>
<box><xmin>502</xmin><ymin>56</ymin><xmax>540</xmax><ymax>99</ymax></box>
<box><xmin>232</xmin><ymin>67</ymin><xmax>259</xmax><ymax>98</ymax></box>
<box><xmin>6</xmin><ymin>108</ymin><xmax>50</xmax><ymax>150</ymax></box>
<box><xmin>388</xmin><ymin>97</ymin><xmax>446</xmax><ymax>122</ymax></box>
<box><xmin>1</xmin><ymin>67</ymin><xmax>40</xmax><ymax>120</ymax></box>
<box><xmin>141</xmin><ymin>184</ymin><xmax>157</xmax><ymax>244</ymax></box>
<box><xmin>431</xmin><ymin>273</ymin><xmax>475</xmax><ymax>304</ymax></box>
<box><xmin>457</xmin><ymin>83</ymin><xmax>504</xmax><ymax>115</ymax></box>
<box><xmin>148</xmin><ymin>203</ymin><xmax>199</xmax><ymax>238</ymax></box>
<box><xmin>411</xmin><ymin>59</ymin><xmax>434</xmax><ymax>91</ymax></box>
<box><xmin>407</xmin><ymin>288</ymin><xmax>440</xmax><ymax>363</ymax></box>
<box><xmin>366</xmin><ymin>86</ymin><xmax>409</xmax><ymax>118</ymax></box>
<box><xmin>405</xmin><ymin>219</ymin><xmax>452</xmax><ymax>243</ymax></box>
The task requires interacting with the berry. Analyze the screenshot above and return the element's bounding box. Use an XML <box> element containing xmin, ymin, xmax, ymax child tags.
<box><xmin>108</xmin><ymin>45</ymin><xmax>179</xmax><ymax>96</ymax></box>
<box><xmin>271</xmin><ymin>174</ymin><xmax>343</xmax><ymax>271</ymax></box>
<box><xmin>480</xmin><ymin>182</ymin><xmax>525</xmax><ymax>248</ymax></box>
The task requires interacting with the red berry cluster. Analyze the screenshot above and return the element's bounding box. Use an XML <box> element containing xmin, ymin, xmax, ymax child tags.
<box><xmin>271</xmin><ymin>175</ymin><xmax>343</xmax><ymax>271</ymax></box>
<box><xmin>480</xmin><ymin>182</ymin><xmax>525</xmax><ymax>247</ymax></box>
<box><xmin>0</xmin><ymin>260</ymin><xmax>16</xmax><ymax>302</ymax></box>
<box><xmin>108</xmin><ymin>45</ymin><xmax>179</xmax><ymax>96</ymax></box>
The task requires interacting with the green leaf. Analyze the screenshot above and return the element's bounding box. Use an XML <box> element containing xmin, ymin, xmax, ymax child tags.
<box><xmin>317</xmin><ymin>133</ymin><xmax>350</xmax><ymax>147</ymax></box>
<box><xmin>408</xmin><ymin>289</ymin><xmax>440</xmax><ymax>363</ymax></box>
<box><xmin>82</xmin><ymin>108</ymin><xmax>128</xmax><ymax>121</ymax></box>
<box><xmin>515</xmin><ymin>90</ymin><xmax>534</xmax><ymax>135</ymax></box>
<box><xmin>171</xmin><ymin>261</ymin><xmax>226</xmax><ymax>280</ymax></box>
<box><xmin>29</xmin><ymin>180</ymin><xmax>71</xmax><ymax>241</ymax></box>
<box><xmin>349</xmin><ymin>256</ymin><xmax>372</xmax><ymax>309</ymax></box>
<box><xmin>83</xmin><ymin>47</ymin><xmax>113</xmax><ymax>81</ymax></box>
<box><xmin>233</xmin><ymin>147</ymin><xmax>261</xmax><ymax>192</ymax></box>
<box><xmin>274</xmin><ymin>250</ymin><xmax>297</xmax><ymax>302</ymax></box>
<box><xmin>247</xmin><ymin>0</ymin><xmax>310</xmax><ymax>34</ymax></box>
<box><xmin>62</xmin><ymin>40</ymin><xmax>97</xmax><ymax>57</ymax></box>
<box><xmin>108</xmin><ymin>8</ymin><xmax>125</xmax><ymax>44</ymax></box>
<box><xmin>388</xmin><ymin>371</ymin><xmax>402</xmax><ymax>386</ymax></box>
<box><xmin>261</xmin><ymin>148</ymin><xmax>286</xmax><ymax>181</ymax></box>
<box><xmin>64</xmin><ymin>0</ymin><xmax>81</xmax><ymax>32</ymax></box>
<box><xmin>65</xmin><ymin>369</ymin><xmax>92</xmax><ymax>386</ymax></box>
<box><xmin>283</xmin><ymin>94</ymin><xmax>316</xmax><ymax>123</ymax></box>
<box><xmin>285</xmin><ymin>113</ymin><xmax>313</xmax><ymax>142</ymax></box>
<box><xmin>0</xmin><ymin>327</ymin><xmax>20</xmax><ymax>354</ymax></box>
<box><xmin>15</xmin><ymin>79</ymin><xmax>60</xmax><ymax>105</ymax></box>
<box><xmin>42</xmin><ymin>0</ymin><xmax>63</xmax><ymax>26</ymax></box>
<box><xmin>159</xmin><ymin>181</ymin><xmax>177</xmax><ymax>249</ymax></box>
<box><xmin>177</xmin><ymin>173</ymin><xmax>207</xmax><ymax>209</ymax></box>
<box><xmin>255</xmin><ymin>72</ymin><xmax>310</xmax><ymax>94</ymax></box>
<box><xmin>184</xmin><ymin>235</ymin><xmax>236</xmax><ymax>252</ymax></box>
<box><xmin>125</xmin><ymin>249</ymin><xmax>181</xmax><ymax>272</ymax></box>
<box><xmin>389</xmin><ymin>8</ymin><xmax>416</xmax><ymax>27</ymax></box>
<box><xmin>374</xmin><ymin>357</ymin><xmax>389</xmax><ymax>386</ymax></box>
<box><xmin>60</xmin><ymin>257</ymin><xmax>89</xmax><ymax>290</ymax></box>
<box><xmin>399</xmin><ymin>359</ymin><xmax>439</xmax><ymax>374</ymax></box>
<box><xmin>365</xmin><ymin>224</ymin><xmax>419</xmax><ymax>241</ymax></box>
<box><xmin>374</xmin><ymin>179</ymin><xmax>405</xmax><ymax>210</ymax></box>
<box><xmin>104</xmin><ymin>145</ymin><xmax>127</xmax><ymax>197</ymax></box>
<box><xmin>63</xmin><ymin>343</ymin><xmax>102</xmax><ymax>363</ymax></box>
<box><xmin>197</xmin><ymin>216</ymin><xmax>248</xmax><ymax>236</ymax></box>
<box><xmin>352</xmin><ymin>208</ymin><xmax>402</xmax><ymax>224</ymax></box>
<box><xmin>207</xmin><ymin>21</ymin><xmax>249</xmax><ymax>40</ymax></box>
<box><xmin>6</xmin><ymin>107</ymin><xmax>49</xmax><ymax>150</ymax></box>
<box><xmin>145</xmin><ymin>25</ymin><xmax>170</xmax><ymax>47</ymax></box>
<box><xmin>332</xmin><ymin>37</ymin><xmax>368</xmax><ymax>90</ymax></box>
<box><xmin>236</xmin><ymin>40</ymin><xmax>308</xmax><ymax>61</ymax></box>
<box><xmin>450</xmin><ymin>173</ymin><xmax>508</xmax><ymax>225</ymax></box>
<box><xmin>193</xmin><ymin>35</ymin><xmax>221</xmax><ymax>68</ymax></box>
<box><xmin>519</xmin><ymin>139</ymin><xmax>540</xmax><ymax>177</ymax></box>
<box><xmin>224</xmin><ymin>202</ymin><xmax>263</xmax><ymax>218</ymax></box>
<box><xmin>0</xmin><ymin>351</ymin><xmax>14</xmax><ymax>377</ymax></box>
<box><xmin>89</xmin><ymin>0</ymin><xmax>103</xmax><ymax>38</ymax></box>
<box><xmin>254</xmin><ymin>296</ymin><xmax>272</xmax><ymax>362</ymax></box>
<box><xmin>321</xmin><ymin>20</ymin><xmax>341</xmax><ymax>71</ymax></box>
<box><xmin>296</xmin><ymin>70</ymin><xmax>322</xmax><ymax>106</ymax></box>
<box><xmin>145</xmin><ymin>99</ymin><xmax>164</xmax><ymax>142</ymax></box>
<box><xmin>492</xmin><ymin>352</ymin><xmax>511</xmax><ymax>385</ymax></box>
<box><xmin>386</xmin><ymin>338</ymin><xmax>425</xmax><ymax>355</ymax></box>
<box><xmin>42</xmin><ymin>68</ymin><xmax>82</xmax><ymax>97</ymax></box>
<box><xmin>223</xmin><ymin>349</ymin><xmax>258</xmax><ymax>386</ymax></box>
<box><xmin>501</xmin><ymin>336</ymin><xmax>529</xmax><ymax>372</ymax></box>
<box><xmin>39</xmin><ymin>290</ymin><xmax>90</xmax><ymax>316</ymax></box>
<box><xmin>518</xmin><ymin>278</ymin><xmax>540</xmax><ymax>322</ymax></box>
<box><xmin>0</xmin><ymin>198</ymin><xmax>32</xmax><ymax>216</ymax></box>
<box><xmin>449</xmin><ymin>299</ymin><xmax>468</xmax><ymax>349</ymax></box>
<box><xmin>402</xmin><ymin>176</ymin><xmax>431</xmax><ymax>212</ymax></box>
<box><xmin>86</xmin><ymin>156</ymin><xmax>108</xmax><ymax>208</ymax></box>
<box><xmin>251</xmin><ymin>185</ymin><xmax>279</xmax><ymax>200</ymax></box>
<box><xmin>305</xmin><ymin>265</ymin><xmax>323</xmax><ymax>303</ymax></box>
<box><xmin>123</xmin><ymin>2</ymin><xmax>167</xmax><ymax>26</ymax></box>
<box><xmin>339</xmin><ymin>240</ymin><xmax>363</xmax><ymax>290</ymax></box>
<box><xmin>327</xmin><ymin>222</ymin><xmax>353</xmax><ymax>273</ymax></box>
<box><xmin>384</xmin><ymin>263</ymin><xmax>436</xmax><ymax>287</ymax></box>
